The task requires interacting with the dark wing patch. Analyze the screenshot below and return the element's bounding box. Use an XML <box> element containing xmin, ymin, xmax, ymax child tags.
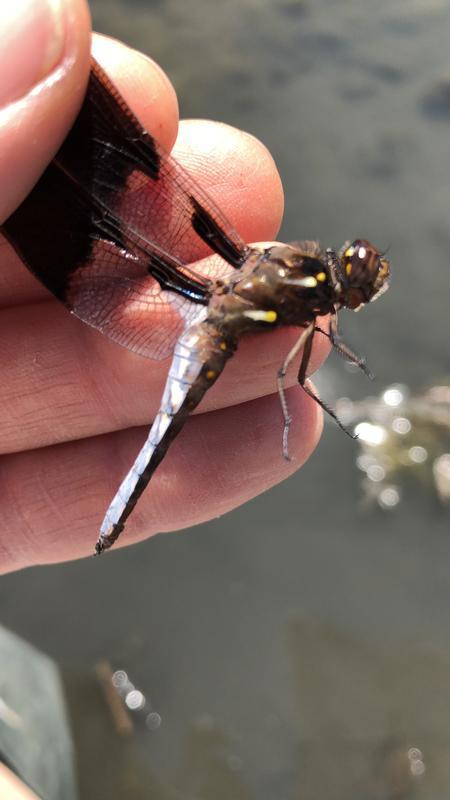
<box><xmin>190</xmin><ymin>196</ymin><xmax>247</xmax><ymax>266</ymax></box>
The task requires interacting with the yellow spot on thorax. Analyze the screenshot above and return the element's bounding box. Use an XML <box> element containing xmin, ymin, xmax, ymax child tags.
<box><xmin>345</xmin><ymin>262</ymin><xmax>352</xmax><ymax>275</ymax></box>
<box><xmin>243</xmin><ymin>309</ymin><xmax>278</xmax><ymax>323</ymax></box>
<box><xmin>316</xmin><ymin>271</ymin><xmax>327</xmax><ymax>282</ymax></box>
<box><xmin>206</xmin><ymin>370</ymin><xmax>216</xmax><ymax>380</ymax></box>
<box><xmin>297</xmin><ymin>276</ymin><xmax>317</xmax><ymax>288</ymax></box>
<box><xmin>219</xmin><ymin>342</ymin><xmax>227</xmax><ymax>351</ymax></box>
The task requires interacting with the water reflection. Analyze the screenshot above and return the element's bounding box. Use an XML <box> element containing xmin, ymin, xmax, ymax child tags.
<box><xmin>337</xmin><ymin>382</ymin><xmax>450</xmax><ymax>510</ymax></box>
<box><xmin>287</xmin><ymin>619</ymin><xmax>442</xmax><ymax>800</ymax></box>
<box><xmin>67</xmin><ymin>617</ymin><xmax>450</xmax><ymax>798</ymax></box>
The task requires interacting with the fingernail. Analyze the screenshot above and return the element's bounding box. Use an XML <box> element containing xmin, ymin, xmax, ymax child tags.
<box><xmin>0</xmin><ymin>0</ymin><xmax>66</xmax><ymax>107</ymax></box>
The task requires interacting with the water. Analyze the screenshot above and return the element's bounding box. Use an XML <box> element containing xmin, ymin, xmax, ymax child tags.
<box><xmin>1</xmin><ymin>0</ymin><xmax>450</xmax><ymax>797</ymax></box>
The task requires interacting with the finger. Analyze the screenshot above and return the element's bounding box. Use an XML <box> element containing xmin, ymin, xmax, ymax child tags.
<box><xmin>172</xmin><ymin>118</ymin><xmax>284</xmax><ymax>255</ymax></box>
<box><xmin>92</xmin><ymin>33</ymin><xmax>180</xmax><ymax>151</ymax></box>
<box><xmin>0</xmin><ymin>295</ymin><xmax>330</xmax><ymax>454</ymax></box>
<box><xmin>0</xmin><ymin>386</ymin><xmax>322</xmax><ymax>572</ymax></box>
<box><xmin>0</xmin><ymin>0</ymin><xmax>91</xmax><ymax>223</ymax></box>
<box><xmin>0</xmin><ymin>766</ymin><xmax>40</xmax><ymax>800</ymax></box>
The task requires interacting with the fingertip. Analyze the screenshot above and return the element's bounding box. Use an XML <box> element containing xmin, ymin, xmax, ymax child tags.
<box><xmin>91</xmin><ymin>33</ymin><xmax>179</xmax><ymax>152</ymax></box>
<box><xmin>174</xmin><ymin>119</ymin><xmax>284</xmax><ymax>242</ymax></box>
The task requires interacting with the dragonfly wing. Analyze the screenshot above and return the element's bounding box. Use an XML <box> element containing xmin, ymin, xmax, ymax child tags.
<box><xmin>71</xmin><ymin>58</ymin><xmax>250</xmax><ymax>270</ymax></box>
<box><xmin>2</xmin><ymin>58</ymin><xmax>250</xmax><ymax>360</ymax></box>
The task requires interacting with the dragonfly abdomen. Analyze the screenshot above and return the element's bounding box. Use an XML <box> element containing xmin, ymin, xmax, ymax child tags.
<box><xmin>95</xmin><ymin>318</ymin><xmax>236</xmax><ymax>553</ymax></box>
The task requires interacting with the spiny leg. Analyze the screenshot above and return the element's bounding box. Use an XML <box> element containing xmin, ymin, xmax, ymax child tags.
<box><xmin>316</xmin><ymin>315</ymin><xmax>373</xmax><ymax>379</ymax></box>
<box><xmin>329</xmin><ymin>315</ymin><xmax>374</xmax><ymax>379</ymax></box>
<box><xmin>277</xmin><ymin>323</ymin><xmax>314</xmax><ymax>460</ymax></box>
<box><xmin>298</xmin><ymin>326</ymin><xmax>357</xmax><ymax>439</ymax></box>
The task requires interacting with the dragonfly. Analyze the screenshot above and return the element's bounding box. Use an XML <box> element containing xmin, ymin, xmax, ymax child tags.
<box><xmin>2</xmin><ymin>58</ymin><xmax>390</xmax><ymax>555</ymax></box>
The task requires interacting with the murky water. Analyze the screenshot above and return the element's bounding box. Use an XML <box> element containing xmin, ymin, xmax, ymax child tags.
<box><xmin>1</xmin><ymin>0</ymin><xmax>450</xmax><ymax>797</ymax></box>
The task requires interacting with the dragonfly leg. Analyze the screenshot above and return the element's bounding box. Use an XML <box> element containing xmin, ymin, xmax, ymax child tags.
<box><xmin>277</xmin><ymin>323</ymin><xmax>314</xmax><ymax>460</ymax></box>
<box><xmin>316</xmin><ymin>315</ymin><xmax>373</xmax><ymax>379</ymax></box>
<box><xmin>298</xmin><ymin>324</ymin><xmax>357</xmax><ymax>439</ymax></box>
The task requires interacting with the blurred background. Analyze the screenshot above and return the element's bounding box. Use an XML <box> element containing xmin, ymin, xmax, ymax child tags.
<box><xmin>1</xmin><ymin>0</ymin><xmax>450</xmax><ymax>797</ymax></box>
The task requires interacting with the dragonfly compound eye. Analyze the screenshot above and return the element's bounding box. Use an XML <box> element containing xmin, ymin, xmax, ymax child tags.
<box><xmin>340</xmin><ymin>239</ymin><xmax>390</xmax><ymax>307</ymax></box>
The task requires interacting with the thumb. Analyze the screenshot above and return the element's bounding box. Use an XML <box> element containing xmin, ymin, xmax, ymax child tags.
<box><xmin>0</xmin><ymin>0</ymin><xmax>91</xmax><ymax>223</ymax></box>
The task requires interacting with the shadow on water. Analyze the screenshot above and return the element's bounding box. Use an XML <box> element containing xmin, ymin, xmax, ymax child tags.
<box><xmin>1</xmin><ymin>0</ymin><xmax>450</xmax><ymax>797</ymax></box>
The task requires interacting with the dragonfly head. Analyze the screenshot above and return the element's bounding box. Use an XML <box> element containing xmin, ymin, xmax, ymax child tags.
<box><xmin>332</xmin><ymin>240</ymin><xmax>390</xmax><ymax>311</ymax></box>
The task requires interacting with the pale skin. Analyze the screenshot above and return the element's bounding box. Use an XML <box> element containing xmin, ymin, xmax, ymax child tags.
<box><xmin>0</xmin><ymin>0</ymin><xmax>329</xmax><ymax>574</ymax></box>
<box><xmin>0</xmin><ymin>765</ymin><xmax>40</xmax><ymax>800</ymax></box>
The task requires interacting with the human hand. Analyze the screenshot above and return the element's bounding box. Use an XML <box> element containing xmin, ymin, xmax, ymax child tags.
<box><xmin>0</xmin><ymin>1</ymin><xmax>328</xmax><ymax>573</ymax></box>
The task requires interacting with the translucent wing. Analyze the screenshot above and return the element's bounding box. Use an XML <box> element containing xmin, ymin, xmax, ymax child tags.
<box><xmin>2</xmin><ymin>59</ymin><xmax>249</xmax><ymax>359</ymax></box>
